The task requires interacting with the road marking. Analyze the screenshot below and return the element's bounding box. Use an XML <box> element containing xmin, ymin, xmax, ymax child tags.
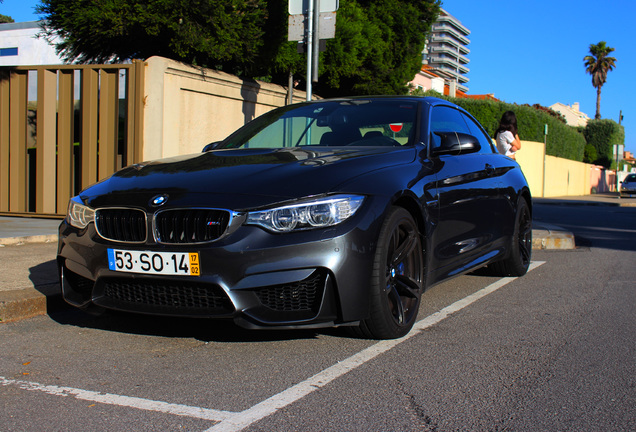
<box><xmin>206</xmin><ymin>261</ymin><xmax>546</xmax><ymax>432</ymax></box>
<box><xmin>1</xmin><ymin>261</ymin><xmax>545</xmax><ymax>431</ymax></box>
<box><xmin>0</xmin><ymin>376</ymin><xmax>235</xmax><ymax>422</ymax></box>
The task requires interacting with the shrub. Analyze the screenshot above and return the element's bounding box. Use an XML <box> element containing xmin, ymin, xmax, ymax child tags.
<box><xmin>422</xmin><ymin>92</ymin><xmax>587</xmax><ymax>162</ymax></box>
<box><xmin>583</xmin><ymin>119</ymin><xmax>625</xmax><ymax>168</ymax></box>
<box><xmin>583</xmin><ymin>144</ymin><xmax>598</xmax><ymax>163</ymax></box>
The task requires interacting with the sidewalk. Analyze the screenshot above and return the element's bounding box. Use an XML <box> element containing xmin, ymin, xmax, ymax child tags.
<box><xmin>1</xmin><ymin>193</ymin><xmax>634</xmax><ymax>323</ymax></box>
<box><xmin>534</xmin><ymin>192</ymin><xmax>636</xmax><ymax>207</ymax></box>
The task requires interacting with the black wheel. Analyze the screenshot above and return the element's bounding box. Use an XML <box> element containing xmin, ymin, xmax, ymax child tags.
<box><xmin>353</xmin><ymin>207</ymin><xmax>424</xmax><ymax>339</ymax></box>
<box><xmin>489</xmin><ymin>197</ymin><xmax>532</xmax><ymax>276</ymax></box>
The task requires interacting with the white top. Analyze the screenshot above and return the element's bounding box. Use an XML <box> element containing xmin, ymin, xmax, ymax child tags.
<box><xmin>496</xmin><ymin>130</ymin><xmax>516</xmax><ymax>157</ymax></box>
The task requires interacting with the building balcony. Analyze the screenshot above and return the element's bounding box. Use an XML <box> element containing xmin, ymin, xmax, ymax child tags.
<box><xmin>436</xmin><ymin>15</ymin><xmax>470</xmax><ymax>35</ymax></box>
<box><xmin>428</xmin><ymin>56</ymin><xmax>469</xmax><ymax>74</ymax></box>
<box><xmin>429</xmin><ymin>46</ymin><xmax>470</xmax><ymax>64</ymax></box>
<box><xmin>432</xmin><ymin>24</ymin><xmax>471</xmax><ymax>43</ymax></box>
<box><xmin>430</xmin><ymin>33</ymin><xmax>470</xmax><ymax>47</ymax></box>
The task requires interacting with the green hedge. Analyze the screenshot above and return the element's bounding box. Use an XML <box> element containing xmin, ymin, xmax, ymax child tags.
<box><xmin>425</xmin><ymin>92</ymin><xmax>586</xmax><ymax>162</ymax></box>
<box><xmin>583</xmin><ymin>119</ymin><xmax>625</xmax><ymax>168</ymax></box>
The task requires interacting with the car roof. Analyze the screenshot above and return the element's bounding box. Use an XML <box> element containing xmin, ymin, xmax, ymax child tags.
<box><xmin>302</xmin><ymin>95</ymin><xmax>462</xmax><ymax>110</ymax></box>
<box><xmin>307</xmin><ymin>95</ymin><xmax>446</xmax><ymax>103</ymax></box>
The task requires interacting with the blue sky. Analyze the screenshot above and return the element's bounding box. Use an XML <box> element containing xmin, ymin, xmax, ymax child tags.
<box><xmin>442</xmin><ymin>0</ymin><xmax>635</xmax><ymax>153</ymax></box>
<box><xmin>2</xmin><ymin>0</ymin><xmax>634</xmax><ymax>153</ymax></box>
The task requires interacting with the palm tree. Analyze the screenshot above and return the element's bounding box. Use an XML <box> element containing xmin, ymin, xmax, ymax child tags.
<box><xmin>584</xmin><ymin>41</ymin><xmax>617</xmax><ymax>119</ymax></box>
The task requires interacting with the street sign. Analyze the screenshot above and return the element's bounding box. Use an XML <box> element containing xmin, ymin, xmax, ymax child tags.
<box><xmin>389</xmin><ymin>123</ymin><xmax>403</xmax><ymax>133</ymax></box>
<box><xmin>289</xmin><ymin>0</ymin><xmax>339</xmax><ymax>14</ymax></box>
<box><xmin>613</xmin><ymin>144</ymin><xmax>624</xmax><ymax>159</ymax></box>
<box><xmin>288</xmin><ymin>12</ymin><xmax>337</xmax><ymax>41</ymax></box>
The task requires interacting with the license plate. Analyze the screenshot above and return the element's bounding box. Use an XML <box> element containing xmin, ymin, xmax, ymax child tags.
<box><xmin>107</xmin><ymin>249</ymin><xmax>200</xmax><ymax>276</ymax></box>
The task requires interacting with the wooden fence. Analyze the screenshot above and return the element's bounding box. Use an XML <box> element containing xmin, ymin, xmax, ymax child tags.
<box><xmin>0</xmin><ymin>60</ymin><xmax>144</xmax><ymax>217</ymax></box>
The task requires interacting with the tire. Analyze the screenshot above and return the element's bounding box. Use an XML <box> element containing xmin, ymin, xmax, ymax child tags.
<box><xmin>352</xmin><ymin>207</ymin><xmax>424</xmax><ymax>339</ymax></box>
<box><xmin>489</xmin><ymin>197</ymin><xmax>532</xmax><ymax>277</ymax></box>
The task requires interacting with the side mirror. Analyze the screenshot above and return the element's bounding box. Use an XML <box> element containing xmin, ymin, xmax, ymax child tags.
<box><xmin>431</xmin><ymin>132</ymin><xmax>481</xmax><ymax>157</ymax></box>
<box><xmin>202</xmin><ymin>141</ymin><xmax>221</xmax><ymax>152</ymax></box>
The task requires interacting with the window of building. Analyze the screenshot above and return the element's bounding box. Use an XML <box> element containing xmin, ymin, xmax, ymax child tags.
<box><xmin>0</xmin><ymin>47</ymin><xmax>19</xmax><ymax>57</ymax></box>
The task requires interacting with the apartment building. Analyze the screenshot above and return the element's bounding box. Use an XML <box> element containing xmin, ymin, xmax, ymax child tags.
<box><xmin>423</xmin><ymin>9</ymin><xmax>470</xmax><ymax>93</ymax></box>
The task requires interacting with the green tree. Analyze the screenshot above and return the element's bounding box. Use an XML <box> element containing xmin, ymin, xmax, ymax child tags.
<box><xmin>583</xmin><ymin>41</ymin><xmax>617</xmax><ymax>120</ymax></box>
<box><xmin>37</xmin><ymin>0</ymin><xmax>440</xmax><ymax>96</ymax></box>
<box><xmin>583</xmin><ymin>118</ymin><xmax>624</xmax><ymax>168</ymax></box>
<box><xmin>317</xmin><ymin>0</ymin><xmax>440</xmax><ymax>96</ymax></box>
<box><xmin>0</xmin><ymin>0</ymin><xmax>14</xmax><ymax>24</ymax></box>
<box><xmin>583</xmin><ymin>144</ymin><xmax>598</xmax><ymax>164</ymax></box>
<box><xmin>37</xmin><ymin>0</ymin><xmax>268</xmax><ymax>74</ymax></box>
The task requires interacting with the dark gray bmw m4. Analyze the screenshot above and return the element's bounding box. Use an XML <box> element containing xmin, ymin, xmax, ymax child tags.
<box><xmin>57</xmin><ymin>96</ymin><xmax>532</xmax><ymax>339</ymax></box>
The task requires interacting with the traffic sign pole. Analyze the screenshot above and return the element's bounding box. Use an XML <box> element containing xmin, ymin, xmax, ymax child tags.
<box><xmin>312</xmin><ymin>0</ymin><xmax>321</xmax><ymax>84</ymax></box>
<box><xmin>306</xmin><ymin>0</ymin><xmax>314</xmax><ymax>100</ymax></box>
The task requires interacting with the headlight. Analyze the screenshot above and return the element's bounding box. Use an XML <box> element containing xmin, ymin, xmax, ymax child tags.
<box><xmin>246</xmin><ymin>195</ymin><xmax>364</xmax><ymax>232</ymax></box>
<box><xmin>67</xmin><ymin>197</ymin><xmax>95</xmax><ymax>229</ymax></box>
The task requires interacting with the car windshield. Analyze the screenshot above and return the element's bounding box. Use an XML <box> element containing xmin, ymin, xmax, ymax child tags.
<box><xmin>625</xmin><ymin>174</ymin><xmax>636</xmax><ymax>182</ymax></box>
<box><xmin>218</xmin><ymin>100</ymin><xmax>419</xmax><ymax>149</ymax></box>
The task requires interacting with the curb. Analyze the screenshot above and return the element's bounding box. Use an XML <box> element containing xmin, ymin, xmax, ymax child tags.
<box><xmin>531</xmin><ymin>223</ymin><xmax>576</xmax><ymax>250</ymax></box>
<box><xmin>532</xmin><ymin>230</ymin><xmax>576</xmax><ymax>250</ymax></box>
<box><xmin>0</xmin><ymin>234</ymin><xmax>58</xmax><ymax>247</ymax></box>
<box><xmin>0</xmin><ymin>284</ymin><xmax>62</xmax><ymax>324</ymax></box>
<box><xmin>534</xmin><ymin>198</ymin><xmax>636</xmax><ymax>208</ymax></box>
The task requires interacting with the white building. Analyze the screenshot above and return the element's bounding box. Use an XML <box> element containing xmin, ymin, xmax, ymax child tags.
<box><xmin>422</xmin><ymin>9</ymin><xmax>470</xmax><ymax>93</ymax></box>
<box><xmin>0</xmin><ymin>21</ymin><xmax>63</xmax><ymax>66</ymax></box>
<box><xmin>549</xmin><ymin>102</ymin><xmax>590</xmax><ymax>127</ymax></box>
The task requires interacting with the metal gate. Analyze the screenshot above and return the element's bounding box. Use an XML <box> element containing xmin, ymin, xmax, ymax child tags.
<box><xmin>0</xmin><ymin>60</ymin><xmax>144</xmax><ymax>217</ymax></box>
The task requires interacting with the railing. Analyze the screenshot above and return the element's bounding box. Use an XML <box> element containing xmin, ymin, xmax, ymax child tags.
<box><xmin>436</xmin><ymin>15</ymin><xmax>470</xmax><ymax>36</ymax></box>
<box><xmin>0</xmin><ymin>60</ymin><xmax>144</xmax><ymax>217</ymax></box>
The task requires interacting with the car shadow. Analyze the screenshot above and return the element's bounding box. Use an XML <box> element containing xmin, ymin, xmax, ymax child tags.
<box><xmin>28</xmin><ymin>265</ymin><xmax>338</xmax><ymax>343</ymax></box>
<box><xmin>27</xmin><ymin>258</ymin><xmax>348</xmax><ymax>342</ymax></box>
<box><xmin>48</xmin><ymin>306</ymin><xmax>343</xmax><ymax>342</ymax></box>
<box><xmin>28</xmin><ymin>259</ymin><xmax>68</xmax><ymax>315</ymax></box>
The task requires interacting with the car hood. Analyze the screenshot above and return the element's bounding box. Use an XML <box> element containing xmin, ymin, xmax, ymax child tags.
<box><xmin>82</xmin><ymin>147</ymin><xmax>417</xmax><ymax>209</ymax></box>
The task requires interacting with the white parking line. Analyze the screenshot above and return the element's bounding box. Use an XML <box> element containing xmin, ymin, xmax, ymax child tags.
<box><xmin>1</xmin><ymin>261</ymin><xmax>544</xmax><ymax>431</ymax></box>
<box><xmin>207</xmin><ymin>261</ymin><xmax>545</xmax><ymax>432</ymax></box>
<box><xmin>0</xmin><ymin>376</ymin><xmax>235</xmax><ymax>421</ymax></box>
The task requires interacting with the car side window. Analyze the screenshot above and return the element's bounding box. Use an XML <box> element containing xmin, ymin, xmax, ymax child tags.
<box><xmin>461</xmin><ymin>112</ymin><xmax>496</xmax><ymax>154</ymax></box>
<box><xmin>430</xmin><ymin>106</ymin><xmax>470</xmax><ymax>150</ymax></box>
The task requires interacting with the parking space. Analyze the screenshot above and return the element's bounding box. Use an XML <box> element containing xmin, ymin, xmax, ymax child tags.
<box><xmin>1</xmin><ymin>264</ymin><xmax>543</xmax><ymax>431</ymax></box>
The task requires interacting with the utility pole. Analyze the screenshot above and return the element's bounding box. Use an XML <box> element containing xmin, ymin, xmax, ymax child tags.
<box><xmin>288</xmin><ymin>0</ymin><xmax>338</xmax><ymax>102</ymax></box>
<box><xmin>312</xmin><ymin>0</ymin><xmax>321</xmax><ymax>84</ymax></box>
<box><xmin>305</xmin><ymin>0</ymin><xmax>315</xmax><ymax>101</ymax></box>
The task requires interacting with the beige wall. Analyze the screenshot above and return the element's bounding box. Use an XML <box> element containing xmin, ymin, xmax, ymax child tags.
<box><xmin>543</xmin><ymin>155</ymin><xmax>591</xmax><ymax>197</ymax></box>
<box><xmin>143</xmin><ymin>56</ymin><xmax>307</xmax><ymax>160</ymax></box>
<box><xmin>514</xmin><ymin>140</ymin><xmax>546</xmax><ymax>198</ymax></box>
<box><xmin>514</xmin><ymin>139</ymin><xmax>597</xmax><ymax>198</ymax></box>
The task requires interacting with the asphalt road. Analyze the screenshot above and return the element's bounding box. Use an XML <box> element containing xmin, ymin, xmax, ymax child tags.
<box><xmin>1</xmin><ymin>202</ymin><xmax>634</xmax><ymax>431</ymax></box>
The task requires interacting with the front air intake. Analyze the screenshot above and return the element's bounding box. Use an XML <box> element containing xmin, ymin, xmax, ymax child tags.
<box><xmin>95</xmin><ymin>208</ymin><xmax>147</xmax><ymax>243</ymax></box>
<box><xmin>154</xmin><ymin>209</ymin><xmax>231</xmax><ymax>244</ymax></box>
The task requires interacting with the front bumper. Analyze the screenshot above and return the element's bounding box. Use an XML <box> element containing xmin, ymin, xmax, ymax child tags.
<box><xmin>57</xmin><ymin>200</ymin><xmax>386</xmax><ymax>329</ymax></box>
